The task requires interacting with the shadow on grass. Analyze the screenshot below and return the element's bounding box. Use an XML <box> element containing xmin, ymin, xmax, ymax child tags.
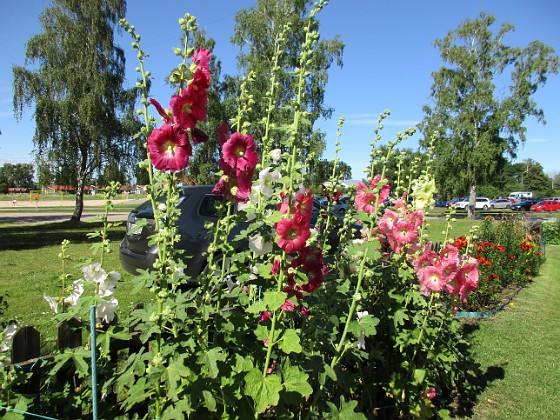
<box><xmin>0</xmin><ymin>221</ymin><xmax>124</xmax><ymax>251</ymax></box>
<box><xmin>446</xmin><ymin>321</ymin><xmax>506</xmax><ymax>417</ymax></box>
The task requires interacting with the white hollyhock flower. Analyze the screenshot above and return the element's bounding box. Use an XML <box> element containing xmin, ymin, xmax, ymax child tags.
<box><xmin>270</xmin><ymin>148</ymin><xmax>281</xmax><ymax>163</ymax></box>
<box><xmin>249</xmin><ymin>233</ymin><xmax>273</xmax><ymax>255</ymax></box>
<box><xmin>82</xmin><ymin>262</ymin><xmax>107</xmax><ymax>283</ymax></box>
<box><xmin>64</xmin><ymin>279</ymin><xmax>84</xmax><ymax>306</ymax></box>
<box><xmin>356</xmin><ymin>310</ymin><xmax>369</xmax><ymax>350</ymax></box>
<box><xmin>43</xmin><ymin>294</ymin><xmax>59</xmax><ymax>314</ymax></box>
<box><xmin>96</xmin><ymin>298</ymin><xmax>119</xmax><ymax>324</ymax></box>
<box><xmin>98</xmin><ymin>271</ymin><xmax>119</xmax><ymax>298</ymax></box>
<box><xmin>257</xmin><ymin>168</ymin><xmax>280</xmax><ymax>198</ymax></box>
<box><xmin>0</xmin><ymin>324</ymin><xmax>18</xmax><ymax>352</ymax></box>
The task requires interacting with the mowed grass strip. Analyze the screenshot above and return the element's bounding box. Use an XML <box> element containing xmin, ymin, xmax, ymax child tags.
<box><xmin>469</xmin><ymin>245</ymin><xmax>560</xmax><ymax>419</ymax></box>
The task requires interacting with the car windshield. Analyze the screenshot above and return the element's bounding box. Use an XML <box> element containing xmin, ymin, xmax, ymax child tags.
<box><xmin>131</xmin><ymin>195</ymin><xmax>188</xmax><ymax>218</ymax></box>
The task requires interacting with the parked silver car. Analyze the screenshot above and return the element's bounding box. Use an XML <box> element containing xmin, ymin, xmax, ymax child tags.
<box><xmin>490</xmin><ymin>198</ymin><xmax>512</xmax><ymax>209</ymax></box>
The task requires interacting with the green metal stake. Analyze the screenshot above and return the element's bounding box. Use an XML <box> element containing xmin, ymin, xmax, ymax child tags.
<box><xmin>90</xmin><ymin>305</ymin><xmax>98</xmax><ymax>420</ymax></box>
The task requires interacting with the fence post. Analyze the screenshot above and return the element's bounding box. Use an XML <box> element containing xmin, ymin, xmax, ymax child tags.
<box><xmin>11</xmin><ymin>326</ymin><xmax>41</xmax><ymax>395</ymax></box>
<box><xmin>57</xmin><ymin>318</ymin><xmax>82</xmax><ymax>350</ymax></box>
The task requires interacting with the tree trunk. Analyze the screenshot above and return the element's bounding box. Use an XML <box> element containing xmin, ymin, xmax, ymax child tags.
<box><xmin>71</xmin><ymin>152</ymin><xmax>88</xmax><ymax>222</ymax></box>
<box><xmin>467</xmin><ymin>184</ymin><xmax>477</xmax><ymax>219</ymax></box>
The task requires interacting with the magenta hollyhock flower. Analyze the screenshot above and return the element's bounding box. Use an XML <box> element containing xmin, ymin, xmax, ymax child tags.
<box><xmin>147</xmin><ymin>122</ymin><xmax>191</xmax><ymax>172</ymax></box>
<box><xmin>422</xmin><ymin>387</ymin><xmax>436</xmax><ymax>400</ymax></box>
<box><xmin>192</xmin><ymin>48</ymin><xmax>212</xmax><ymax>72</ymax></box>
<box><xmin>279</xmin><ymin>189</ymin><xmax>314</xmax><ymax>222</ymax></box>
<box><xmin>222</xmin><ymin>132</ymin><xmax>259</xmax><ymax>173</ymax></box>
<box><xmin>418</xmin><ymin>265</ymin><xmax>446</xmax><ymax>296</ymax></box>
<box><xmin>259</xmin><ymin>311</ymin><xmax>272</xmax><ymax>323</ymax></box>
<box><xmin>276</xmin><ymin>215</ymin><xmax>311</xmax><ymax>253</ymax></box>
<box><xmin>218</xmin><ymin>122</ymin><xmax>230</xmax><ymax>146</ymax></box>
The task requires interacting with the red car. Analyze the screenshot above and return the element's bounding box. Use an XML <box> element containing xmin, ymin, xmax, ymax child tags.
<box><xmin>530</xmin><ymin>200</ymin><xmax>560</xmax><ymax>212</ymax></box>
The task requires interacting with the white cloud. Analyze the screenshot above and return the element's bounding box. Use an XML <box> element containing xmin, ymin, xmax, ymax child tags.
<box><xmin>527</xmin><ymin>138</ymin><xmax>551</xmax><ymax>143</ymax></box>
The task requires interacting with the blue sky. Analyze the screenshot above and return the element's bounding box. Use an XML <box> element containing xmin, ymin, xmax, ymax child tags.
<box><xmin>1</xmin><ymin>0</ymin><xmax>559</xmax><ymax>180</ymax></box>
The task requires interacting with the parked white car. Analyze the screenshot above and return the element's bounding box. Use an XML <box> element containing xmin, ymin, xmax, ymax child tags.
<box><xmin>455</xmin><ymin>197</ymin><xmax>491</xmax><ymax>210</ymax></box>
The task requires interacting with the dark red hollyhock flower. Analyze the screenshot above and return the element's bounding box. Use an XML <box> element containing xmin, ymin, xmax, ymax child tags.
<box><xmin>170</xmin><ymin>84</ymin><xmax>208</xmax><ymax>129</ymax></box>
<box><xmin>147</xmin><ymin>122</ymin><xmax>191</xmax><ymax>172</ymax></box>
<box><xmin>279</xmin><ymin>189</ymin><xmax>314</xmax><ymax>223</ymax></box>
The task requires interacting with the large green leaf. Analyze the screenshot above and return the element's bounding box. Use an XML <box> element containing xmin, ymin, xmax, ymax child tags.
<box><xmin>278</xmin><ymin>329</ymin><xmax>302</xmax><ymax>354</ymax></box>
<box><xmin>282</xmin><ymin>365</ymin><xmax>312</xmax><ymax>397</ymax></box>
<box><xmin>244</xmin><ymin>368</ymin><xmax>282</xmax><ymax>414</ymax></box>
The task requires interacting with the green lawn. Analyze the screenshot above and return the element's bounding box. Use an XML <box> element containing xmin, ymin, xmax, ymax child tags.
<box><xmin>467</xmin><ymin>245</ymin><xmax>560</xmax><ymax>419</ymax></box>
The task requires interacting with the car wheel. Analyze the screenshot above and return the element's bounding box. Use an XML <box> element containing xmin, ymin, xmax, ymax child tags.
<box><xmin>506</xmin><ymin>204</ymin><xmax>511</xmax><ymax>209</ymax></box>
<box><xmin>483</xmin><ymin>205</ymin><xmax>488</xmax><ymax>210</ymax></box>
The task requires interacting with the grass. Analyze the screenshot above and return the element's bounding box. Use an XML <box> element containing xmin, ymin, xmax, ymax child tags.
<box><xmin>466</xmin><ymin>245</ymin><xmax>560</xmax><ymax>419</ymax></box>
<box><xmin>0</xmin><ymin>221</ymin><xmax>153</xmax><ymax>352</ymax></box>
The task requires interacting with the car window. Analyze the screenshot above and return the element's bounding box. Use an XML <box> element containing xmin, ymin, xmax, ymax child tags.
<box><xmin>198</xmin><ymin>195</ymin><xmax>221</xmax><ymax>218</ymax></box>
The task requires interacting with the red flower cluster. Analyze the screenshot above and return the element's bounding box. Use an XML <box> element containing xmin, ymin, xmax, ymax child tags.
<box><xmin>519</xmin><ymin>239</ymin><xmax>536</xmax><ymax>251</ymax></box>
<box><xmin>147</xmin><ymin>49</ymin><xmax>212</xmax><ymax>172</ymax></box>
<box><xmin>282</xmin><ymin>246</ymin><xmax>328</xmax><ymax>298</ymax></box>
<box><xmin>213</xmin><ymin>124</ymin><xmax>259</xmax><ymax>203</ymax></box>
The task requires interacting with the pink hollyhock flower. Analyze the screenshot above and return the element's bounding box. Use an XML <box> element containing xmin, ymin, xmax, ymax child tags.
<box><xmin>418</xmin><ymin>265</ymin><xmax>446</xmax><ymax>296</ymax></box>
<box><xmin>259</xmin><ymin>311</ymin><xmax>272</xmax><ymax>323</ymax></box>
<box><xmin>408</xmin><ymin>209</ymin><xmax>424</xmax><ymax>230</ymax></box>
<box><xmin>279</xmin><ymin>189</ymin><xmax>314</xmax><ymax>223</ymax></box>
<box><xmin>378</xmin><ymin>209</ymin><xmax>400</xmax><ymax>236</ymax></box>
<box><xmin>457</xmin><ymin>257</ymin><xmax>479</xmax><ymax>302</ymax></box>
<box><xmin>222</xmin><ymin>132</ymin><xmax>259</xmax><ymax>173</ymax></box>
<box><xmin>440</xmin><ymin>244</ymin><xmax>459</xmax><ymax>263</ymax></box>
<box><xmin>192</xmin><ymin>48</ymin><xmax>212</xmax><ymax>72</ymax></box>
<box><xmin>147</xmin><ymin>122</ymin><xmax>191</xmax><ymax>172</ymax></box>
<box><xmin>355</xmin><ymin>182</ymin><xmax>384</xmax><ymax>214</ymax></box>
<box><xmin>280</xmin><ymin>299</ymin><xmax>296</xmax><ymax>311</ymax></box>
<box><xmin>218</xmin><ymin>122</ymin><xmax>230</xmax><ymax>146</ymax></box>
<box><xmin>271</xmin><ymin>257</ymin><xmax>281</xmax><ymax>275</ymax></box>
<box><xmin>276</xmin><ymin>215</ymin><xmax>310</xmax><ymax>253</ymax></box>
<box><xmin>413</xmin><ymin>245</ymin><xmax>437</xmax><ymax>272</ymax></box>
<box><xmin>422</xmin><ymin>387</ymin><xmax>436</xmax><ymax>400</ymax></box>
<box><xmin>299</xmin><ymin>305</ymin><xmax>310</xmax><ymax>317</ymax></box>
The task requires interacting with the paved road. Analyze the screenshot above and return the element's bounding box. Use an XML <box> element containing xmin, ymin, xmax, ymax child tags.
<box><xmin>0</xmin><ymin>198</ymin><xmax>144</xmax><ymax>224</ymax></box>
<box><xmin>0</xmin><ymin>212</ymin><xmax>129</xmax><ymax>224</ymax></box>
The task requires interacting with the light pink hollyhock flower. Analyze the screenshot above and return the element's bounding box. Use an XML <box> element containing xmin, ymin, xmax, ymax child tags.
<box><xmin>392</xmin><ymin>219</ymin><xmax>419</xmax><ymax>247</ymax></box>
<box><xmin>440</xmin><ymin>244</ymin><xmax>460</xmax><ymax>263</ymax></box>
<box><xmin>378</xmin><ymin>209</ymin><xmax>400</xmax><ymax>236</ymax></box>
<box><xmin>407</xmin><ymin>209</ymin><xmax>424</xmax><ymax>230</ymax></box>
<box><xmin>413</xmin><ymin>245</ymin><xmax>437</xmax><ymax>273</ymax></box>
<box><xmin>418</xmin><ymin>265</ymin><xmax>446</xmax><ymax>296</ymax></box>
<box><xmin>148</xmin><ymin>122</ymin><xmax>191</xmax><ymax>172</ymax></box>
<box><xmin>280</xmin><ymin>299</ymin><xmax>296</xmax><ymax>311</ymax></box>
<box><xmin>222</xmin><ymin>132</ymin><xmax>258</xmax><ymax>173</ymax></box>
<box><xmin>457</xmin><ymin>257</ymin><xmax>479</xmax><ymax>302</ymax></box>
<box><xmin>275</xmin><ymin>215</ymin><xmax>310</xmax><ymax>253</ymax></box>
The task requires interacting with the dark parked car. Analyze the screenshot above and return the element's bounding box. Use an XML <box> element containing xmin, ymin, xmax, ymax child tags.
<box><xmin>511</xmin><ymin>198</ymin><xmax>541</xmax><ymax>211</ymax></box>
<box><xmin>120</xmin><ymin>186</ymin><xmax>345</xmax><ymax>280</ymax></box>
<box><xmin>120</xmin><ymin>185</ymin><xmax>248</xmax><ymax>279</ymax></box>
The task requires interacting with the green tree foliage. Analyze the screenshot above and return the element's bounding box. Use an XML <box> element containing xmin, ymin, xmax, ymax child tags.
<box><xmin>12</xmin><ymin>0</ymin><xmax>139</xmax><ymax>221</ymax></box>
<box><xmin>229</xmin><ymin>0</ymin><xmax>344</xmax><ymax>171</ymax></box>
<box><xmin>308</xmin><ymin>158</ymin><xmax>352</xmax><ymax>191</ymax></box>
<box><xmin>419</xmin><ymin>12</ymin><xmax>558</xmax><ymax>218</ymax></box>
<box><xmin>0</xmin><ymin>163</ymin><xmax>34</xmax><ymax>193</ymax></box>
